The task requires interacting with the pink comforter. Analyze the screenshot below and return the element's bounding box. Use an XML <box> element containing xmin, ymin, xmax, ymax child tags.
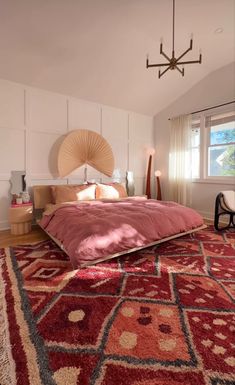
<box><xmin>40</xmin><ymin>199</ymin><xmax>204</xmax><ymax>267</ymax></box>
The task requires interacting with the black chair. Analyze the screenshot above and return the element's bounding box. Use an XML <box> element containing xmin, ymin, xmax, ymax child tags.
<box><xmin>214</xmin><ymin>191</ymin><xmax>235</xmax><ymax>231</ymax></box>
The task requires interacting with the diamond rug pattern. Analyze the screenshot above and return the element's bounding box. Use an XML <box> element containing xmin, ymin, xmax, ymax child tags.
<box><xmin>0</xmin><ymin>226</ymin><xmax>235</xmax><ymax>385</ymax></box>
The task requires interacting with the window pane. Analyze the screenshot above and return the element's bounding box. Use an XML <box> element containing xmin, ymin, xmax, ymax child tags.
<box><xmin>192</xmin><ymin>148</ymin><xmax>200</xmax><ymax>178</ymax></box>
<box><xmin>191</xmin><ymin>129</ymin><xmax>200</xmax><ymax>147</ymax></box>
<box><xmin>208</xmin><ymin>144</ymin><xmax>235</xmax><ymax>176</ymax></box>
<box><xmin>210</xmin><ymin>121</ymin><xmax>235</xmax><ymax>145</ymax></box>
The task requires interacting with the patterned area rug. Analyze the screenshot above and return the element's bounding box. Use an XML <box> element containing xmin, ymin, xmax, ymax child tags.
<box><xmin>0</xmin><ymin>226</ymin><xmax>235</xmax><ymax>385</ymax></box>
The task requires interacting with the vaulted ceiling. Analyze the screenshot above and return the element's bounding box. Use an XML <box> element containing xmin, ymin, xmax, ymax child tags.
<box><xmin>0</xmin><ymin>0</ymin><xmax>234</xmax><ymax>115</ymax></box>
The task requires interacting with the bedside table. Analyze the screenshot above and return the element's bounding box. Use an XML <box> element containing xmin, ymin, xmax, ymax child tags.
<box><xmin>9</xmin><ymin>204</ymin><xmax>33</xmax><ymax>235</ymax></box>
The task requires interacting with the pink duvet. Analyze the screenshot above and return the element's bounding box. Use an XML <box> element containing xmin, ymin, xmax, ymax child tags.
<box><xmin>40</xmin><ymin>199</ymin><xmax>204</xmax><ymax>268</ymax></box>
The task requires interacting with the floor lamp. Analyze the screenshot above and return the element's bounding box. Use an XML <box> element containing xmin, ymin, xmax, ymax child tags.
<box><xmin>145</xmin><ymin>148</ymin><xmax>155</xmax><ymax>199</ymax></box>
<box><xmin>155</xmin><ymin>170</ymin><xmax>162</xmax><ymax>200</ymax></box>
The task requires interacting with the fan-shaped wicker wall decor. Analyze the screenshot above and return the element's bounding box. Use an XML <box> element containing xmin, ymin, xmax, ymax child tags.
<box><xmin>58</xmin><ymin>129</ymin><xmax>114</xmax><ymax>178</ymax></box>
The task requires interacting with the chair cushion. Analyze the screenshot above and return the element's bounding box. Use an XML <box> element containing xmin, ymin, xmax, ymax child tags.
<box><xmin>221</xmin><ymin>190</ymin><xmax>235</xmax><ymax>212</ymax></box>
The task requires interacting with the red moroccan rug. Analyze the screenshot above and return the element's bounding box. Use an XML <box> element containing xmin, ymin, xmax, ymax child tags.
<box><xmin>0</xmin><ymin>225</ymin><xmax>235</xmax><ymax>385</ymax></box>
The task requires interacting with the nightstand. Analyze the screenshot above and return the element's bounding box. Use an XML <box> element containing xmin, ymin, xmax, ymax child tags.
<box><xmin>9</xmin><ymin>204</ymin><xmax>33</xmax><ymax>235</ymax></box>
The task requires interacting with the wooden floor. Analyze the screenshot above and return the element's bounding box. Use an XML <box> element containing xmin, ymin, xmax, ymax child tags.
<box><xmin>0</xmin><ymin>225</ymin><xmax>49</xmax><ymax>248</ymax></box>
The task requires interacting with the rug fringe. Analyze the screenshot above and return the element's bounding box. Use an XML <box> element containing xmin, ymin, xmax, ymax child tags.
<box><xmin>0</xmin><ymin>249</ymin><xmax>17</xmax><ymax>385</ymax></box>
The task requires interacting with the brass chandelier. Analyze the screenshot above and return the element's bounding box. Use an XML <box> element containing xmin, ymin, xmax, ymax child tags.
<box><xmin>146</xmin><ymin>0</ymin><xmax>202</xmax><ymax>78</ymax></box>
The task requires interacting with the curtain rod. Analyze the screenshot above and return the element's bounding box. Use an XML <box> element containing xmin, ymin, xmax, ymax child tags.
<box><xmin>168</xmin><ymin>100</ymin><xmax>235</xmax><ymax>120</ymax></box>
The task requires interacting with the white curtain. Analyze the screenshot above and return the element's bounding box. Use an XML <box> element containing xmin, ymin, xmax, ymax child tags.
<box><xmin>169</xmin><ymin>114</ymin><xmax>192</xmax><ymax>206</ymax></box>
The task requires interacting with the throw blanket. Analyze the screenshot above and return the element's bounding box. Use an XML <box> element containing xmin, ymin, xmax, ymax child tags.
<box><xmin>40</xmin><ymin>199</ymin><xmax>204</xmax><ymax>267</ymax></box>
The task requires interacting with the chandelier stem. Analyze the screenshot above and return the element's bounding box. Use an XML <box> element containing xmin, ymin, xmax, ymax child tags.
<box><xmin>172</xmin><ymin>0</ymin><xmax>175</xmax><ymax>53</ymax></box>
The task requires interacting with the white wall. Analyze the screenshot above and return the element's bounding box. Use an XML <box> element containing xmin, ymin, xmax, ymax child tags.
<box><xmin>154</xmin><ymin>62</ymin><xmax>235</xmax><ymax>219</ymax></box>
<box><xmin>0</xmin><ymin>79</ymin><xmax>153</xmax><ymax>230</ymax></box>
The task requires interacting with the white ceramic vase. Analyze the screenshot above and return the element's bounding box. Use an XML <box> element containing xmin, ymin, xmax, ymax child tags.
<box><xmin>22</xmin><ymin>191</ymin><xmax>30</xmax><ymax>203</ymax></box>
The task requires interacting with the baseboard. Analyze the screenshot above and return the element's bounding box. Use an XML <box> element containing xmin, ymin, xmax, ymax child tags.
<box><xmin>198</xmin><ymin>210</ymin><xmax>230</xmax><ymax>226</ymax></box>
<box><xmin>197</xmin><ymin>210</ymin><xmax>213</xmax><ymax>221</ymax></box>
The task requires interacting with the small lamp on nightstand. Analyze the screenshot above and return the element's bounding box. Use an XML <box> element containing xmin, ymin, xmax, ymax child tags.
<box><xmin>155</xmin><ymin>170</ymin><xmax>162</xmax><ymax>200</ymax></box>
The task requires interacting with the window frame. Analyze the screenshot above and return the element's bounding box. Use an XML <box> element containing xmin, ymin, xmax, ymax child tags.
<box><xmin>192</xmin><ymin>105</ymin><xmax>235</xmax><ymax>185</ymax></box>
<box><xmin>190</xmin><ymin>119</ymin><xmax>201</xmax><ymax>179</ymax></box>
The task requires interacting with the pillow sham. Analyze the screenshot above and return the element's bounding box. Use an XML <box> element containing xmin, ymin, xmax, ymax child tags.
<box><xmin>96</xmin><ymin>183</ymin><xmax>127</xmax><ymax>199</ymax></box>
<box><xmin>51</xmin><ymin>184</ymin><xmax>96</xmax><ymax>204</ymax></box>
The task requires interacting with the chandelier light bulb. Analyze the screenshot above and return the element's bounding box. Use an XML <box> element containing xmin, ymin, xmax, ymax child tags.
<box><xmin>214</xmin><ymin>27</ymin><xmax>223</xmax><ymax>34</ymax></box>
<box><xmin>147</xmin><ymin>148</ymin><xmax>156</xmax><ymax>156</ymax></box>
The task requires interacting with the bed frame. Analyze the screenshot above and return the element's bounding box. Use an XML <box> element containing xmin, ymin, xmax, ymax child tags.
<box><xmin>33</xmin><ymin>185</ymin><xmax>207</xmax><ymax>268</ymax></box>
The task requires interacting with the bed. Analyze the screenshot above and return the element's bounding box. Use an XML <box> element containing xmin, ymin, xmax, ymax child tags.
<box><xmin>33</xmin><ymin>184</ymin><xmax>206</xmax><ymax>268</ymax></box>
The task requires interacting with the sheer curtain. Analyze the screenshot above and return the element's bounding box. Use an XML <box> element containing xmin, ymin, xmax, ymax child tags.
<box><xmin>169</xmin><ymin>114</ymin><xmax>192</xmax><ymax>206</ymax></box>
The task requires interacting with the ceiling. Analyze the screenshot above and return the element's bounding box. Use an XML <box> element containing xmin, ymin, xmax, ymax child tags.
<box><xmin>0</xmin><ymin>0</ymin><xmax>234</xmax><ymax>116</ymax></box>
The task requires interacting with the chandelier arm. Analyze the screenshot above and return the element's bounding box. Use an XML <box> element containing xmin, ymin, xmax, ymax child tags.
<box><xmin>159</xmin><ymin>65</ymin><xmax>171</xmax><ymax>78</ymax></box>
<box><xmin>160</xmin><ymin>50</ymin><xmax>171</xmax><ymax>62</ymax></box>
<box><xmin>175</xmin><ymin>65</ymin><xmax>184</xmax><ymax>76</ymax></box>
<box><xmin>160</xmin><ymin>43</ymin><xmax>171</xmax><ymax>62</ymax></box>
<box><xmin>147</xmin><ymin>62</ymin><xmax>171</xmax><ymax>68</ymax></box>
<box><xmin>175</xmin><ymin>43</ymin><xmax>193</xmax><ymax>63</ymax></box>
<box><xmin>177</xmin><ymin>58</ymin><xmax>202</xmax><ymax>65</ymax></box>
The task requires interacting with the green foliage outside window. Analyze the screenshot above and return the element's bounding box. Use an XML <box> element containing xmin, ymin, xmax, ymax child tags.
<box><xmin>221</xmin><ymin>146</ymin><xmax>235</xmax><ymax>176</ymax></box>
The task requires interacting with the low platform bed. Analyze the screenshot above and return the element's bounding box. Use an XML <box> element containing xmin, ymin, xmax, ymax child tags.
<box><xmin>40</xmin><ymin>220</ymin><xmax>206</xmax><ymax>268</ymax></box>
<box><xmin>33</xmin><ymin>185</ymin><xmax>206</xmax><ymax>269</ymax></box>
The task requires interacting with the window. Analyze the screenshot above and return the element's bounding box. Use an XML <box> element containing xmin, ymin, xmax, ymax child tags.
<box><xmin>207</xmin><ymin>113</ymin><xmax>235</xmax><ymax>177</ymax></box>
<box><xmin>191</xmin><ymin>109</ymin><xmax>235</xmax><ymax>181</ymax></box>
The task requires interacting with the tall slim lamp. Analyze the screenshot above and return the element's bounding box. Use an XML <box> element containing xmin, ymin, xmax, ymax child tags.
<box><xmin>155</xmin><ymin>170</ymin><xmax>162</xmax><ymax>200</ymax></box>
<box><xmin>145</xmin><ymin>148</ymin><xmax>155</xmax><ymax>199</ymax></box>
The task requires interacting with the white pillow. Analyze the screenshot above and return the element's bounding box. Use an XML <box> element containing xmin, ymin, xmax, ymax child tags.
<box><xmin>76</xmin><ymin>184</ymin><xmax>96</xmax><ymax>200</ymax></box>
<box><xmin>96</xmin><ymin>184</ymin><xmax>120</xmax><ymax>199</ymax></box>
